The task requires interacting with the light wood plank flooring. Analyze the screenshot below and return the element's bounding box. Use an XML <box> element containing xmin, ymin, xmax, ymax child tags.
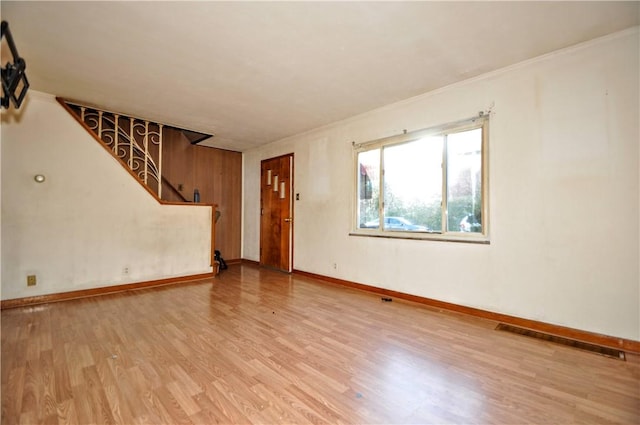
<box><xmin>2</xmin><ymin>264</ymin><xmax>639</xmax><ymax>424</ymax></box>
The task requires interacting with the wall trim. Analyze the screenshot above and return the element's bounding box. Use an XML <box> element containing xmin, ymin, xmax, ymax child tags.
<box><xmin>0</xmin><ymin>272</ymin><xmax>215</xmax><ymax>310</ymax></box>
<box><xmin>293</xmin><ymin>269</ymin><xmax>640</xmax><ymax>354</ymax></box>
<box><xmin>226</xmin><ymin>258</ymin><xmax>244</xmax><ymax>265</ymax></box>
<box><xmin>266</xmin><ymin>28</ymin><xmax>638</xmax><ymax>149</ymax></box>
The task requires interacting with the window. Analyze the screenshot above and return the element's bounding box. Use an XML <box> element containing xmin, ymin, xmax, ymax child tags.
<box><xmin>354</xmin><ymin>116</ymin><xmax>489</xmax><ymax>242</ymax></box>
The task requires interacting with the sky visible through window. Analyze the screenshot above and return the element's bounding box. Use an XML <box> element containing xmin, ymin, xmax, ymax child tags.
<box><xmin>384</xmin><ymin>129</ymin><xmax>481</xmax><ymax>207</ymax></box>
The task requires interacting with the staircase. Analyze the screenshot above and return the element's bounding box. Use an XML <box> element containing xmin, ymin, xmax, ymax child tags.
<box><xmin>59</xmin><ymin>98</ymin><xmax>218</xmax><ymax>270</ymax></box>
<box><xmin>63</xmin><ymin>101</ymin><xmax>169</xmax><ymax>197</ymax></box>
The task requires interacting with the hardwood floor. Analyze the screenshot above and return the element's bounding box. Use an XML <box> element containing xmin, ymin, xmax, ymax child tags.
<box><xmin>2</xmin><ymin>264</ymin><xmax>639</xmax><ymax>424</ymax></box>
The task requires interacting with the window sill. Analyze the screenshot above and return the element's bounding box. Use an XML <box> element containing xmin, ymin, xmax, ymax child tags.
<box><xmin>349</xmin><ymin>230</ymin><xmax>490</xmax><ymax>244</ymax></box>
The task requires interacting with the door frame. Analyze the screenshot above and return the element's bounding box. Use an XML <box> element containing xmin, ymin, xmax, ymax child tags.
<box><xmin>259</xmin><ymin>153</ymin><xmax>294</xmax><ymax>272</ymax></box>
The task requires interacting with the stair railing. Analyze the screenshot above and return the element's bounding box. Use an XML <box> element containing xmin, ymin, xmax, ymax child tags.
<box><xmin>69</xmin><ymin>103</ymin><xmax>164</xmax><ymax>198</ymax></box>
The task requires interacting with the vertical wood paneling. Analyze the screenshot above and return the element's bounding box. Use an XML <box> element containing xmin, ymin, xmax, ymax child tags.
<box><xmin>218</xmin><ymin>148</ymin><xmax>242</xmax><ymax>260</ymax></box>
<box><xmin>162</xmin><ymin>130</ymin><xmax>242</xmax><ymax>260</ymax></box>
<box><xmin>161</xmin><ymin>128</ymin><xmax>194</xmax><ymax>203</ymax></box>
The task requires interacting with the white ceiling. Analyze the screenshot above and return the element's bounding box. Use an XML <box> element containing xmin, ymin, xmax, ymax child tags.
<box><xmin>2</xmin><ymin>1</ymin><xmax>638</xmax><ymax>151</ymax></box>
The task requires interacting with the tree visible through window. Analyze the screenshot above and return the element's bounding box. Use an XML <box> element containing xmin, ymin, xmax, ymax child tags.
<box><xmin>355</xmin><ymin>116</ymin><xmax>488</xmax><ymax>240</ymax></box>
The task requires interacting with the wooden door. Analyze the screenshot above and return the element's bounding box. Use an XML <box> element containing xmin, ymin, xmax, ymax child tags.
<box><xmin>260</xmin><ymin>154</ymin><xmax>294</xmax><ymax>272</ymax></box>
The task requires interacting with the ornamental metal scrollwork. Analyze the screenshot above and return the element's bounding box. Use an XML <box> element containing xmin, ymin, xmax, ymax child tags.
<box><xmin>76</xmin><ymin>105</ymin><xmax>163</xmax><ymax>198</ymax></box>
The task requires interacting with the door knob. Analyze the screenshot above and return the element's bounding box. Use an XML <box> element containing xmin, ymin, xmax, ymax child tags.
<box><xmin>284</xmin><ymin>218</ymin><xmax>293</xmax><ymax>222</ymax></box>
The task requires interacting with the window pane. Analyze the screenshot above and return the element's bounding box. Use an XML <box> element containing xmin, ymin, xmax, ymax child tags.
<box><xmin>358</xmin><ymin>149</ymin><xmax>380</xmax><ymax>228</ymax></box>
<box><xmin>446</xmin><ymin>128</ymin><xmax>482</xmax><ymax>233</ymax></box>
<box><xmin>383</xmin><ymin>136</ymin><xmax>443</xmax><ymax>232</ymax></box>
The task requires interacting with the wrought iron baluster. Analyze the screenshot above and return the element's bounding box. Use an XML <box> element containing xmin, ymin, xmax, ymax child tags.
<box><xmin>144</xmin><ymin>121</ymin><xmax>149</xmax><ymax>185</ymax></box>
<box><xmin>98</xmin><ymin>111</ymin><xmax>103</xmax><ymax>140</ymax></box>
<box><xmin>67</xmin><ymin>103</ymin><xmax>165</xmax><ymax>199</ymax></box>
<box><xmin>158</xmin><ymin>124</ymin><xmax>163</xmax><ymax>198</ymax></box>
<box><xmin>129</xmin><ymin>117</ymin><xmax>134</xmax><ymax>169</ymax></box>
<box><xmin>114</xmin><ymin>114</ymin><xmax>119</xmax><ymax>155</ymax></box>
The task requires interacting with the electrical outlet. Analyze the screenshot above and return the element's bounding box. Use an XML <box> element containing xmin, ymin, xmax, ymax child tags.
<box><xmin>27</xmin><ymin>275</ymin><xmax>37</xmax><ymax>286</ymax></box>
<box><xmin>123</xmin><ymin>267</ymin><xmax>130</xmax><ymax>275</ymax></box>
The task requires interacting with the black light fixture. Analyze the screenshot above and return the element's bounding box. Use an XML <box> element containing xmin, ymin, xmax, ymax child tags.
<box><xmin>1</xmin><ymin>21</ymin><xmax>30</xmax><ymax>109</ymax></box>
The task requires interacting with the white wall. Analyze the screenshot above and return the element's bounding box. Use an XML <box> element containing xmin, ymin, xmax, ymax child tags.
<box><xmin>1</xmin><ymin>92</ymin><xmax>213</xmax><ymax>301</ymax></box>
<box><xmin>243</xmin><ymin>28</ymin><xmax>639</xmax><ymax>341</ymax></box>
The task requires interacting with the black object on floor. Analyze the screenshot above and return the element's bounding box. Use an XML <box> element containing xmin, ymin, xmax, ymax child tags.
<box><xmin>214</xmin><ymin>250</ymin><xmax>228</xmax><ymax>270</ymax></box>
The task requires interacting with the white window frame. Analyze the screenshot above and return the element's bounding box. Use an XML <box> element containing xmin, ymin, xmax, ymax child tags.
<box><xmin>351</xmin><ymin>115</ymin><xmax>490</xmax><ymax>243</ymax></box>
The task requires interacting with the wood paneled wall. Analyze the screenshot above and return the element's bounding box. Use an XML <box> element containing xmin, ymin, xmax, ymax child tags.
<box><xmin>163</xmin><ymin>128</ymin><xmax>242</xmax><ymax>261</ymax></box>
